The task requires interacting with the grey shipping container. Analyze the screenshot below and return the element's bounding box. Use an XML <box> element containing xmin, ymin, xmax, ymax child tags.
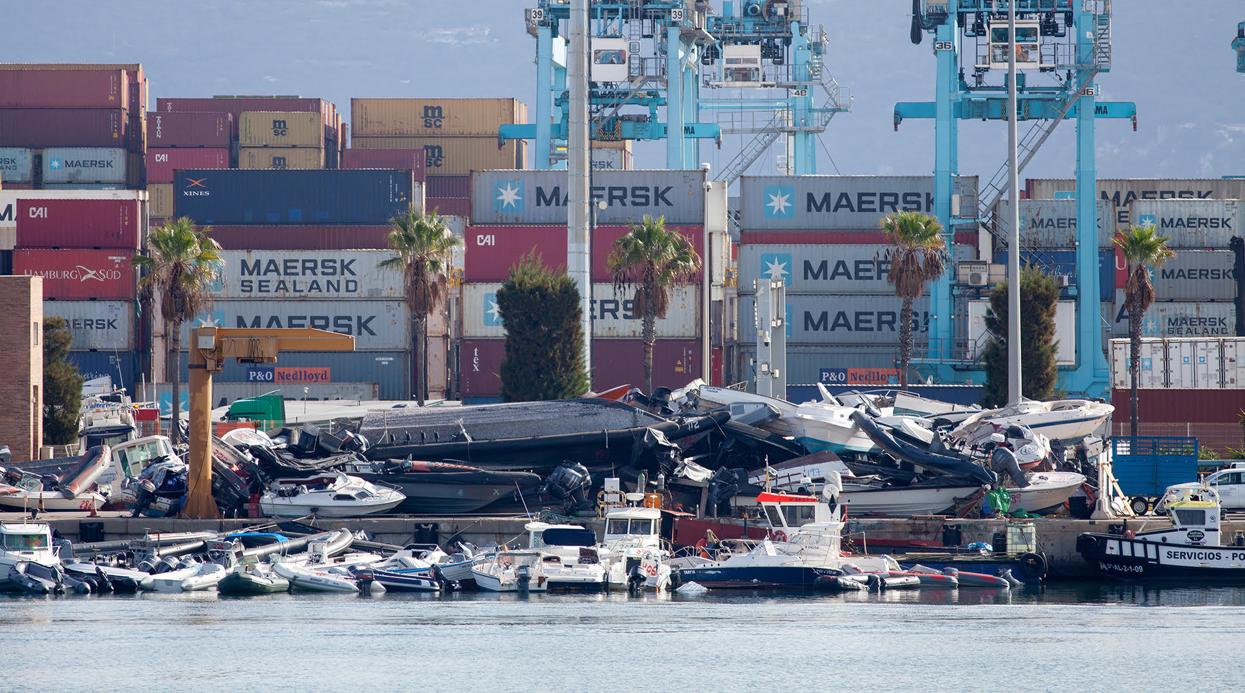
<box><xmin>736</xmin><ymin>345</ymin><xmax>904</xmax><ymax>385</ymax></box>
<box><xmin>0</xmin><ymin>147</ymin><xmax>34</xmax><ymax>183</ymax></box>
<box><xmin>739</xmin><ymin>243</ymin><xmax>974</xmax><ymax>295</ymax></box>
<box><xmin>177</xmin><ymin>351</ymin><xmax>411</xmax><ymax>401</ymax></box>
<box><xmin>1150</xmin><ymin>250</ymin><xmax>1237</xmax><ymax>301</ymax></box>
<box><xmin>214</xmin><ymin>250</ymin><xmax>405</xmax><ymax>300</ymax></box>
<box><xmin>183</xmin><ymin>300</ymin><xmax>410</xmax><ymax>351</ymax></box>
<box><xmin>1131</xmin><ymin>200</ymin><xmax>1242</xmax><ymax>249</ymax></box>
<box><xmin>737</xmin><ymin>175</ymin><xmax>979</xmax><ymax>231</ymax></box>
<box><xmin>1110</xmin><ymin>293</ymin><xmax>1236</xmax><ymax>339</ymax></box>
<box><xmin>41</xmin><ymin>147</ymin><xmax>128</xmax><ymax>185</ymax></box>
<box><xmin>43</xmin><ymin>300</ymin><xmax>134</xmax><ymax>350</ymax></box>
<box><xmin>738</xmin><ymin>294</ymin><xmax>930</xmax><ymax>345</ymax></box>
<box><xmin>471</xmin><ymin>169</ymin><xmax>706</xmax><ymax>225</ymax></box>
<box><xmin>1025</xmin><ymin>179</ymin><xmax>1245</xmax><ymax>229</ymax></box>
<box><xmin>992</xmin><ymin>198</ymin><xmax>1113</xmax><ymax>248</ymax></box>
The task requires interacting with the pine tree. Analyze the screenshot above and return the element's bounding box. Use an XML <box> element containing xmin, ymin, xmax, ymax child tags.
<box><xmin>498</xmin><ymin>251</ymin><xmax>589</xmax><ymax>401</ymax></box>
<box><xmin>43</xmin><ymin>316</ymin><xmax>84</xmax><ymax>445</ymax></box>
<box><xmin>982</xmin><ymin>265</ymin><xmax>1060</xmax><ymax>407</ymax></box>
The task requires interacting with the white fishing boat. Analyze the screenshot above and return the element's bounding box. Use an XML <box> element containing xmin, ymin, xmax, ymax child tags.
<box><xmin>471</xmin><ymin>550</ymin><xmax>548</xmax><ymax>592</ymax></box>
<box><xmin>525</xmin><ymin>522</ymin><xmax>606</xmax><ymax>591</ymax></box>
<box><xmin>950</xmin><ymin>399</ymin><xmax>1113</xmax><ymax>444</ymax></box>
<box><xmin>259</xmin><ymin>472</ymin><xmax>405</xmax><ymax>518</ymax></box>
<box><xmin>599</xmin><ymin>507</ymin><xmax>671</xmax><ymax>592</ymax></box>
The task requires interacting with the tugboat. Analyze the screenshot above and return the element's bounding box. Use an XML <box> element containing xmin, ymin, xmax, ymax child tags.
<box><xmin>1076</xmin><ymin>484</ymin><xmax>1245</xmax><ymax>581</ymax></box>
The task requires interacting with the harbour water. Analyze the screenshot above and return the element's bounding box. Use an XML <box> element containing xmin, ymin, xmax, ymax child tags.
<box><xmin>5</xmin><ymin>585</ymin><xmax>1245</xmax><ymax>691</ymax></box>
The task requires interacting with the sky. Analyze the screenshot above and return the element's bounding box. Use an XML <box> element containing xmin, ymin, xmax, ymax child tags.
<box><xmin>7</xmin><ymin>0</ymin><xmax>1243</xmax><ymax>180</ymax></box>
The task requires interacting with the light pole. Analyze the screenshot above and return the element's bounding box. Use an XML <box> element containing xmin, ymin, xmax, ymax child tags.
<box><xmin>1006</xmin><ymin>2</ymin><xmax>1023</xmax><ymax>405</ymax></box>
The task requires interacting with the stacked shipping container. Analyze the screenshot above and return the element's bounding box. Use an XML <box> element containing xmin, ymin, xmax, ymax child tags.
<box><xmin>0</xmin><ymin>65</ymin><xmax>149</xmax><ymax>189</ymax></box>
<box><xmin>459</xmin><ymin>169</ymin><xmax>710</xmax><ymax>399</ymax></box>
<box><xmin>734</xmin><ymin>175</ymin><xmax>979</xmax><ymax>385</ymax></box>
<box><xmin>350</xmin><ymin>98</ymin><xmax>526</xmax><ymax>216</ymax></box>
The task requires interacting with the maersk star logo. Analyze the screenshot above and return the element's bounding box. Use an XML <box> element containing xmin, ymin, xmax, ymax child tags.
<box><xmin>759</xmin><ymin>252</ymin><xmax>792</xmax><ymax>281</ymax></box>
<box><xmin>494</xmin><ymin>180</ymin><xmax>524</xmax><ymax>212</ymax></box>
<box><xmin>483</xmin><ymin>292</ymin><xmax>504</xmax><ymax>327</ymax></box>
<box><xmin>48</xmin><ymin>158</ymin><xmax>63</xmax><ymax>170</ymax></box>
<box><xmin>763</xmin><ymin>185</ymin><xmax>795</xmax><ymax>219</ymax></box>
<box><xmin>1137</xmin><ymin>213</ymin><xmax>1157</xmax><ymax>228</ymax></box>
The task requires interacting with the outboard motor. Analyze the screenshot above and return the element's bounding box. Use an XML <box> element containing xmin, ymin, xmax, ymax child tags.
<box><xmin>989</xmin><ymin>444</ymin><xmax>1029</xmax><ymax>488</ymax></box>
<box><xmin>540</xmin><ymin>463</ymin><xmax>593</xmax><ymax>513</ymax></box>
<box><xmin>515</xmin><ymin>563</ymin><xmax>532</xmax><ymax>592</ymax></box>
<box><xmin>627</xmin><ymin>561</ymin><xmax>646</xmax><ymax>595</ymax></box>
<box><xmin>707</xmin><ymin>467</ymin><xmax>747</xmax><ymax>517</ymax></box>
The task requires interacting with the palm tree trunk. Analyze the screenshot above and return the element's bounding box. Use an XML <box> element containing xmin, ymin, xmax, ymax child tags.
<box><xmin>898</xmin><ymin>297</ymin><xmax>913</xmax><ymax>389</ymax></box>
<box><xmin>1129</xmin><ymin>298</ymin><xmax>1141</xmax><ymax>438</ymax></box>
<box><xmin>421</xmin><ymin>316</ymin><xmax>430</xmax><ymax>403</ymax></box>
<box><xmin>643</xmin><ymin>313</ymin><xmax>656</xmax><ymax>396</ymax></box>
<box><xmin>414</xmin><ymin>314</ymin><xmax>425</xmax><ymax>406</ymax></box>
<box><xmin>170</xmin><ymin>320</ymin><xmax>182</xmax><ymax>445</ymax></box>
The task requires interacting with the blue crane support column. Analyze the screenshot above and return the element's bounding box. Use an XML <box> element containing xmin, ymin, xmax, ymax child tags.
<box><xmin>928</xmin><ymin>3</ymin><xmax>959</xmax><ymax>365</ymax></box>
<box><xmin>1072</xmin><ymin>5</ymin><xmax>1110</xmax><ymax>396</ymax></box>
<box><xmin>685</xmin><ymin>49</ymin><xmax>699</xmax><ymax>166</ymax></box>
<box><xmin>667</xmin><ymin>24</ymin><xmax>686</xmax><ymax>168</ymax></box>
<box><xmin>1234</xmin><ymin>22</ymin><xmax>1245</xmax><ymax>73</ymax></box>
<box><xmin>791</xmin><ymin>22</ymin><xmax>815</xmax><ymax>174</ymax></box>
<box><xmin>535</xmin><ymin>23</ymin><xmax>554</xmax><ymax>169</ymax></box>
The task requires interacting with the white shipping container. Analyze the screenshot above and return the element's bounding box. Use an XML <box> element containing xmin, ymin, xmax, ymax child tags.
<box><xmin>738</xmin><ymin>294</ymin><xmax>930</xmax><ymax>346</ymax></box>
<box><xmin>1166</xmin><ymin>338</ymin><xmax>1222</xmax><ymax>389</ymax></box>
<box><xmin>1150</xmin><ymin>249</ymin><xmax>1236</xmax><ymax>302</ymax></box>
<box><xmin>1223</xmin><ymin>340</ymin><xmax>1245</xmax><ymax>388</ymax></box>
<box><xmin>738</xmin><ymin>175</ymin><xmax>979</xmax><ymax>231</ymax></box>
<box><xmin>1110</xmin><ymin>338</ymin><xmax>1168</xmax><ymax>389</ymax></box>
<box><xmin>214</xmin><ymin>250</ymin><xmax>405</xmax><ymax>300</ymax></box>
<box><xmin>0</xmin><ymin>147</ymin><xmax>35</xmax><ymax>183</ymax></box>
<box><xmin>462</xmin><ymin>283</ymin><xmax>699</xmax><ymax>339</ymax></box>
<box><xmin>41</xmin><ymin>147</ymin><xmax>128</xmax><ymax>184</ymax></box>
<box><xmin>739</xmin><ymin>243</ymin><xmax>975</xmax><ymax>295</ymax></box>
<box><xmin>43</xmin><ymin>300</ymin><xmax>134</xmax><ymax>350</ymax></box>
<box><xmin>182</xmin><ymin>300</ymin><xmax>410</xmax><ymax>350</ymax></box>
<box><xmin>1025</xmin><ymin>179</ymin><xmax>1245</xmax><ymax>229</ymax></box>
<box><xmin>1111</xmin><ymin>292</ymin><xmax>1236</xmax><ymax>339</ymax></box>
<box><xmin>992</xmin><ymin>198</ymin><xmax>1113</xmax><ymax>248</ymax></box>
<box><xmin>967</xmin><ymin>300</ymin><xmax>1076</xmax><ymax>365</ymax></box>
<box><xmin>1130</xmin><ymin>200</ymin><xmax>1242</xmax><ymax>249</ymax></box>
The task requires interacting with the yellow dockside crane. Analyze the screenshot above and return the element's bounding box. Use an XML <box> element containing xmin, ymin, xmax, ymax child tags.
<box><xmin>183</xmin><ymin>327</ymin><xmax>355</xmax><ymax>519</ymax></box>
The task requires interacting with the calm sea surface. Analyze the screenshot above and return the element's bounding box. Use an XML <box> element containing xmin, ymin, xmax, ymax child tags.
<box><xmin>4</xmin><ymin>584</ymin><xmax>1245</xmax><ymax>692</ymax></box>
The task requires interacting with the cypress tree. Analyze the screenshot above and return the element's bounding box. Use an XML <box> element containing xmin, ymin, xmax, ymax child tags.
<box><xmin>498</xmin><ymin>252</ymin><xmax>589</xmax><ymax>401</ymax></box>
<box><xmin>43</xmin><ymin>316</ymin><xmax>84</xmax><ymax>445</ymax></box>
<box><xmin>982</xmin><ymin>265</ymin><xmax>1060</xmax><ymax>407</ymax></box>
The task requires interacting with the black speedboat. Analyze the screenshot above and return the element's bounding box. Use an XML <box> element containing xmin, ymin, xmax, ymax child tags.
<box><xmin>353</xmin><ymin>460</ymin><xmax>543</xmax><ymax>515</ymax></box>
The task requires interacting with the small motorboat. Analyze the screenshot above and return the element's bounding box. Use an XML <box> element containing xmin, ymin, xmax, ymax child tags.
<box><xmin>436</xmin><ymin>544</ymin><xmax>492</xmax><ymax>587</ymax></box>
<box><xmin>949</xmin><ymin>399</ymin><xmax>1113</xmax><ymax>444</ymax></box>
<box><xmin>471</xmin><ymin>550</ymin><xmax>549</xmax><ymax>592</ymax></box>
<box><xmin>0</xmin><ymin>523</ymin><xmax>67</xmax><ymax>594</ymax></box>
<box><xmin>148</xmin><ymin>562</ymin><xmax>227</xmax><ymax>592</ymax></box>
<box><xmin>525</xmin><ymin>522</ymin><xmax>606</xmax><ymax>591</ymax></box>
<box><xmin>0</xmin><ymin>447</ymin><xmax>111</xmax><ymax>513</ymax></box>
<box><xmin>842</xmin><ymin>478</ymin><xmax>985</xmax><ymax>516</ymax></box>
<box><xmin>354</xmin><ymin>566</ymin><xmax>440</xmax><ymax>592</ymax></box>
<box><xmin>259</xmin><ymin>472</ymin><xmax>405</xmax><ymax>518</ymax></box>
<box><xmin>1007</xmin><ymin>471</ymin><xmax>1087</xmax><ymax>515</ymax></box>
<box><xmin>273</xmin><ymin>561</ymin><xmax>361</xmax><ymax>593</ymax></box>
<box><xmin>219</xmin><ymin>559</ymin><xmax>290</xmax><ymax>596</ymax></box>
<box><xmin>599</xmin><ymin>507</ymin><xmax>672</xmax><ymax>592</ymax></box>
<box><xmin>1077</xmin><ymin>483</ymin><xmax>1245</xmax><ymax>582</ymax></box>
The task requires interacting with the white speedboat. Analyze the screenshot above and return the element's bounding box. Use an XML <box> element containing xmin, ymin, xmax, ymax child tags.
<box><xmin>950</xmin><ymin>399</ymin><xmax>1113</xmax><ymax>444</ymax></box>
<box><xmin>1007</xmin><ymin>471</ymin><xmax>1086</xmax><ymax>515</ymax></box>
<box><xmin>599</xmin><ymin>507</ymin><xmax>671</xmax><ymax>592</ymax></box>
<box><xmin>842</xmin><ymin>480</ymin><xmax>984</xmax><ymax>516</ymax></box>
<box><xmin>696</xmin><ymin>385</ymin><xmax>802</xmax><ymax>438</ymax></box>
<box><xmin>697</xmin><ymin>385</ymin><xmax>878</xmax><ymax>457</ymax></box>
<box><xmin>0</xmin><ymin>523</ymin><xmax>64</xmax><ymax>593</ymax></box>
<box><xmin>0</xmin><ymin>484</ymin><xmax>106</xmax><ymax>513</ymax></box>
<box><xmin>148</xmin><ymin>562</ymin><xmax>227</xmax><ymax>592</ymax></box>
<box><xmin>525</xmin><ymin>522</ymin><xmax>606</xmax><ymax>591</ymax></box>
<box><xmin>273</xmin><ymin>560</ymin><xmax>360</xmax><ymax>593</ymax></box>
<box><xmin>436</xmin><ymin>544</ymin><xmax>492</xmax><ymax>586</ymax></box>
<box><xmin>471</xmin><ymin>550</ymin><xmax>548</xmax><ymax>592</ymax></box>
<box><xmin>748</xmin><ymin>453</ymin><xmax>857</xmax><ymax>496</ymax></box>
<box><xmin>259</xmin><ymin>472</ymin><xmax>405</xmax><ymax>518</ymax></box>
<box><xmin>675</xmin><ymin>491</ymin><xmax>899</xmax><ymax>590</ymax></box>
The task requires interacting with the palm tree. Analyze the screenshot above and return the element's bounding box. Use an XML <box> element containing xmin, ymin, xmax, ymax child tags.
<box><xmin>607</xmin><ymin>215</ymin><xmax>701</xmax><ymax>395</ymax></box>
<box><xmin>380</xmin><ymin>210</ymin><xmax>459</xmax><ymax>405</ymax></box>
<box><xmin>1115</xmin><ymin>224</ymin><xmax>1175</xmax><ymax>437</ymax></box>
<box><xmin>882</xmin><ymin>211</ymin><xmax>947</xmax><ymax>389</ymax></box>
<box><xmin>134</xmin><ymin>217</ymin><xmax>221</xmax><ymax>444</ymax></box>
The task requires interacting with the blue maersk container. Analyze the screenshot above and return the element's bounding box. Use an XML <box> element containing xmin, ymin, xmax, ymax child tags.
<box><xmin>66</xmin><ymin>351</ymin><xmax>138</xmax><ymax>391</ymax></box>
<box><xmin>173</xmin><ymin>169</ymin><xmax>415</xmax><ymax>225</ymax></box>
<box><xmin>994</xmin><ymin>250</ymin><xmax>1114</xmax><ymax>302</ymax></box>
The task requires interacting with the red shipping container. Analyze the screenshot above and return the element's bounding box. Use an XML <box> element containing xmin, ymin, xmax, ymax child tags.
<box><xmin>341</xmin><ymin>149</ymin><xmax>426</xmax><ymax>181</ymax></box>
<box><xmin>156</xmin><ymin>97</ymin><xmax>333</xmax><ymax>135</ymax></box>
<box><xmin>206</xmin><ymin>225</ymin><xmax>393</xmax><ymax>250</ymax></box>
<box><xmin>147</xmin><ymin>112</ymin><xmax>231</xmax><ymax>148</ymax></box>
<box><xmin>1111</xmin><ymin>389</ymin><xmax>1245</xmax><ymax>425</ymax></box>
<box><xmin>464</xmin><ymin>225</ymin><xmax>704</xmax><ymax>283</ymax></box>
<box><xmin>591</xmin><ymin>339</ymin><xmax>703</xmax><ymax>391</ymax></box>
<box><xmin>0</xmin><ymin>69</ymin><xmax>127</xmax><ymax>109</ymax></box>
<box><xmin>15</xmin><ymin>199</ymin><xmax>141</xmax><ymax>249</ymax></box>
<box><xmin>12</xmin><ymin>248</ymin><xmax>136</xmax><ymax>299</ymax></box>
<box><xmin>146</xmin><ymin>148</ymin><xmax>230</xmax><ymax>184</ymax></box>
<box><xmin>425</xmin><ymin>175</ymin><xmax>469</xmax><ymax>198</ymax></box>
<box><xmin>458</xmin><ymin>338</ymin><xmax>703</xmax><ymax>396</ymax></box>
<box><xmin>459</xmin><ymin>339</ymin><xmax>506</xmax><ymax>397</ymax></box>
<box><xmin>426</xmin><ymin>197</ymin><xmax>471</xmax><ymax>218</ymax></box>
<box><xmin>0</xmin><ymin>109</ymin><xmax>127</xmax><ymax>148</ymax></box>
<box><xmin>738</xmin><ymin>230</ymin><xmax>980</xmax><ymax>246</ymax></box>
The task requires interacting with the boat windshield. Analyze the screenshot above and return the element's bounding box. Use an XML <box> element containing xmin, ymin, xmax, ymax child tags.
<box><xmin>2</xmin><ymin>533</ymin><xmax>49</xmax><ymax>551</ymax></box>
<box><xmin>1172</xmin><ymin>507</ymin><xmax>1208</xmax><ymax>527</ymax></box>
<box><xmin>116</xmin><ymin>441</ymin><xmax>169</xmax><ymax>477</ymax></box>
<box><xmin>606</xmin><ymin>519</ymin><xmax>654</xmax><ymax>537</ymax></box>
<box><xmin>763</xmin><ymin>504</ymin><xmax>817</xmax><ymax>529</ymax></box>
<box><xmin>540</xmin><ymin>528</ymin><xmax>596</xmax><ymax>547</ymax></box>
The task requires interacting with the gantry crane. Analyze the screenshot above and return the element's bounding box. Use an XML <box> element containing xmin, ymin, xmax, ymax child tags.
<box><xmin>183</xmin><ymin>327</ymin><xmax>355</xmax><ymax>519</ymax></box>
<box><xmin>895</xmin><ymin>0</ymin><xmax>1136</xmax><ymax>398</ymax></box>
<box><xmin>1235</xmin><ymin>22</ymin><xmax>1245</xmax><ymax>73</ymax></box>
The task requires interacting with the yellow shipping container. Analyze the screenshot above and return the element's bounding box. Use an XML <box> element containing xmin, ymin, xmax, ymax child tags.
<box><xmin>351</xmin><ymin>98</ymin><xmax>527</xmax><ymax>138</ymax></box>
<box><xmin>148</xmin><ymin>183</ymin><xmax>173</xmax><ymax>218</ymax></box>
<box><xmin>239</xmin><ymin>147</ymin><xmax>325</xmax><ymax>170</ymax></box>
<box><xmin>352</xmin><ymin>136</ymin><xmax>525</xmax><ymax>175</ymax></box>
<box><xmin>239</xmin><ymin>111</ymin><xmax>324</xmax><ymax>148</ymax></box>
